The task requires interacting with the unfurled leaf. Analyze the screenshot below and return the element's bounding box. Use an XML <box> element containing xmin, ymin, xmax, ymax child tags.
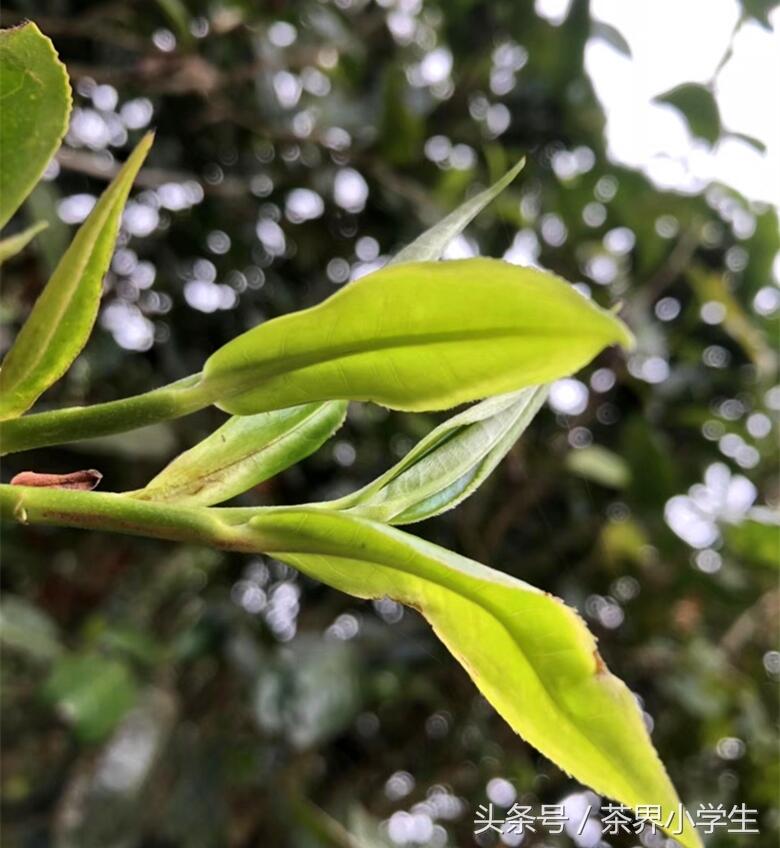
<box><xmin>0</xmin><ymin>133</ymin><xmax>154</xmax><ymax>420</ymax></box>
<box><xmin>0</xmin><ymin>220</ymin><xmax>47</xmax><ymax>264</ymax></box>
<box><xmin>390</xmin><ymin>160</ymin><xmax>524</xmax><ymax>265</ymax></box>
<box><xmin>328</xmin><ymin>386</ymin><xmax>547</xmax><ymax>523</ymax></box>
<box><xmin>248</xmin><ymin>509</ymin><xmax>701</xmax><ymax>848</ymax></box>
<box><xmin>0</xmin><ymin>22</ymin><xmax>71</xmax><ymax>229</ymax></box>
<box><xmin>43</xmin><ymin>652</ymin><xmax>137</xmax><ymax>742</ymax></box>
<box><xmin>132</xmin><ymin>401</ymin><xmax>347</xmax><ymax>506</ymax></box>
<box><xmin>566</xmin><ymin>444</ymin><xmax>631</xmax><ymax>489</ymax></box>
<box><xmin>202</xmin><ymin>258</ymin><xmax>634</xmax><ymax>416</ymax></box>
<box><xmin>655</xmin><ymin>82</ymin><xmax>720</xmax><ymax>145</ymax></box>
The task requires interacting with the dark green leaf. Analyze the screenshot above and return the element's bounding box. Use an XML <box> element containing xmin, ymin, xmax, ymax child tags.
<box><xmin>0</xmin><ymin>22</ymin><xmax>71</xmax><ymax>229</ymax></box>
<box><xmin>655</xmin><ymin>83</ymin><xmax>720</xmax><ymax>145</ymax></box>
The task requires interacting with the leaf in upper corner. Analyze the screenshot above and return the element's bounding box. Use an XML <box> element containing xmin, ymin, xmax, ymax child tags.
<box><xmin>0</xmin><ymin>221</ymin><xmax>47</xmax><ymax>264</ymax></box>
<box><xmin>655</xmin><ymin>83</ymin><xmax>720</xmax><ymax>145</ymax></box>
<box><xmin>390</xmin><ymin>159</ymin><xmax>524</xmax><ymax>265</ymax></box>
<box><xmin>131</xmin><ymin>401</ymin><xmax>347</xmax><ymax>506</ymax></box>
<box><xmin>0</xmin><ymin>22</ymin><xmax>71</xmax><ymax>229</ymax></box>
<box><xmin>0</xmin><ymin>133</ymin><xmax>154</xmax><ymax>420</ymax></box>
<box><xmin>247</xmin><ymin>508</ymin><xmax>702</xmax><ymax>848</ymax></box>
<box><xmin>327</xmin><ymin>386</ymin><xmax>547</xmax><ymax>524</ymax></box>
<box><xmin>202</xmin><ymin>258</ymin><xmax>634</xmax><ymax>416</ymax></box>
<box><xmin>739</xmin><ymin>0</ymin><xmax>780</xmax><ymax>29</ymax></box>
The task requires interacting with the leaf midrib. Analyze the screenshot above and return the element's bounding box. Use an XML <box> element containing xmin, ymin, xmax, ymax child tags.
<box><xmin>208</xmin><ymin>325</ymin><xmax>615</xmax><ymax>396</ymax></box>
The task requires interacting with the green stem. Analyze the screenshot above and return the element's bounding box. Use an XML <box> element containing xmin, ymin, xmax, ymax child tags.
<box><xmin>0</xmin><ymin>483</ymin><xmax>266</xmax><ymax>551</ymax></box>
<box><xmin>0</xmin><ymin>374</ymin><xmax>217</xmax><ymax>455</ymax></box>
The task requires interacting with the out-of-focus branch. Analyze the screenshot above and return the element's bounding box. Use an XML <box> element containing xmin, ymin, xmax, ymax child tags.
<box><xmin>56</xmin><ymin>147</ymin><xmax>249</xmax><ymax>198</ymax></box>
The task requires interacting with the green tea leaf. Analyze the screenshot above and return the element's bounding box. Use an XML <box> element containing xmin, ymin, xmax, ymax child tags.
<box><xmin>390</xmin><ymin>160</ymin><xmax>524</xmax><ymax>265</ymax></box>
<box><xmin>132</xmin><ymin>401</ymin><xmax>347</xmax><ymax>506</ymax></box>
<box><xmin>43</xmin><ymin>652</ymin><xmax>137</xmax><ymax>742</ymax></box>
<box><xmin>329</xmin><ymin>386</ymin><xmax>547</xmax><ymax>523</ymax></box>
<box><xmin>0</xmin><ymin>133</ymin><xmax>154</xmax><ymax>420</ymax></box>
<box><xmin>203</xmin><ymin>258</ymin><xmax>634</xmax><ymax>416</ymax></box>
<box><xmin>0</xmin><ymin>22</ymin><xmax>71</xmax><ymax>229</ymax></box>
<box><xmin>0</xmin><ymin>220</ymin><xmax>47</xmax><ymax>264</ymax></box>
<box><xmin>249</xmin><ymin>509</ymin><xmax>701</xmax><ymax>848</ymax></box>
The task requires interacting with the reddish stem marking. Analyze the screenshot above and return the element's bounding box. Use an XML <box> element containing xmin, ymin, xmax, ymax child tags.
<box><xmin>10</xmin><ymin>469</ymin><xmax>103</xmax><ymax>491</ymax></box>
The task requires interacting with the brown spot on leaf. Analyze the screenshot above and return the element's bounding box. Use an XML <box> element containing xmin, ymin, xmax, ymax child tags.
<box><xmin>10</xmin><ymin>469</ymin><xmax>103</xmax><ymax>491</ymax></box>
<box><xmin>593</xmin><ymin>650</ymin><xmax>607</xmax><ymax>675</ymax></box>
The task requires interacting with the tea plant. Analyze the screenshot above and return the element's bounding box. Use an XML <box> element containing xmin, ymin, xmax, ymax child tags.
<box><xmin>0</xmin><ymin>23</ymin><xmax>702</xmax><ymax>848</ymax></box>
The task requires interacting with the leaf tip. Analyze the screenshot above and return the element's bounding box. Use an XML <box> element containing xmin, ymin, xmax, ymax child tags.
<box><xmin>606</xmin><ymin>304</ymin><xmax>635</xmax><ymax>352</ymax></box>
<box><xmin>508</xmin><ymin>156</ymin><xmax>526</xmax><ymax>179</ymax></box>
<box><xmin>615</xmin><ymin>318</ymin><xmax>636</xmax><ymax>352</ymax></box>
<box><xmin>136</xmin><ymin>130</ymin><xmax>156</xmax><ymax>157</ymax></box>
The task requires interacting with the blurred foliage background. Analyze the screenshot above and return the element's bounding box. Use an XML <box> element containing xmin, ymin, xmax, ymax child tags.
<box><xmin>0</xmin><ymin>1</ymin><xmax>778</xmax><ymax>847</ymax></box>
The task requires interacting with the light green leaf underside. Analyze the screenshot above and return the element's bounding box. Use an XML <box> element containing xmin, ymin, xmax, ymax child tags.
<box><xmin>250</xmin><ymin>509</ymin><xmax>701</xmax><ymax>848</ymax></box>
<box><xmin>0</xmin><ymin>133</ymin><xmax>153</xmax><ymax>420</ymax></box>
<box><xmin>390</xmin><ymin>159</ymin><xmax>525</xmax><ymax>265</ymax></box>
<box><xmin>203</xmin><ymin>258</ymin><xmax>634</xmax><ymax>416</ymax></box>
<box><xmin>328</xmin><ymin>386</ymin><xmax>548</xmax><ymax>524</ymax></box>
<box><xmin>0</xmin><ymin>220</ymin><xmax>47</xmax><ymax>264</ymax></box>
<box><xmin>131</xmin><ymin>401</ymin><xmax>347</xmax><ymax>506</ymax></box>
<box><xmin>0</xmin><ymin>22</ymin><xmax>71</xmax><ymax>230</ymax></box>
